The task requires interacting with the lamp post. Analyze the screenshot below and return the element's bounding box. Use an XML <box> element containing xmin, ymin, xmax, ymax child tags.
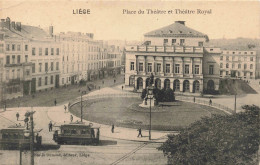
<box><xmin>80</xmin><ymin>91</ymin><xmax>87</xmax><ymax>122</ymax></box>
<box><xmin>234</xmin><ymin>93</ymin><xmax>237</xmax><ymax>114</ymax></box>
<box><xmin>147</xmin><ymin>87</ymin><xmax>153</xmax><ymax>140</ymax></box>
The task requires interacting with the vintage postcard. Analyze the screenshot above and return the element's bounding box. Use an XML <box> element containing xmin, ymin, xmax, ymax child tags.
<box><xmin>0</xmin><ymin>1</ymin><xmax>259</xmax><ymax>165</ymax></box>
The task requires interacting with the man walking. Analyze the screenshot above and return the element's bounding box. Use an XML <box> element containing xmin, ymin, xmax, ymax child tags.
<box><xmin>193</xmin><ymin>97</ymin><xmax>195</xmax><ymax>103</ymax></box>
<box><xmin>70</xmin><ymin>115</ymin><xmax>73</xmax><ymax>122</ymax></box>
<box><xmin>16</xmin><ymin>112</ymin><xmax>20</xmax><ymax>121</ymax></box>
<box><xmin>122</xmin><ymin>86</ymin><xmax>124</xmax><ymax>90</ymax></box>
<box><xmin>209</xmin><ymin>99</ymin><xmax>212</xmax><ymax>106</ymax></box>
<box><xmin>64</xmin><ymin>105</ymin><xmax>67</xmax><ymax>113</ymax></box>
<box><xmin>49</xmin><ymin>121</ymin><xmax>53</xmax><ymax>132</ymax></box>
<box><xmin>137</xmin><ymin>128</ymin><xmax>143</xmax><ymax>137</ymax></box>
<box><xmin>54</xmin><ymin>99</ymin><xmax>57</xmax><ymax>106</ymax></box>
<box><xmin>111</xmin><ymin>124</ymin><xmax>115</xmax><ymax>133</ymax></box>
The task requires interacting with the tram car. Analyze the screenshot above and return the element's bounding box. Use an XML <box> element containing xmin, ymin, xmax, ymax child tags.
<box><xmin>0</xmin><ymin>125</ymin><xmax>42</xmax><ymax>150</ymax></box>
<box><xmin>53</xmin><ymin>122</ymin><xmax>100</xmax><ymax>145</ymax></box>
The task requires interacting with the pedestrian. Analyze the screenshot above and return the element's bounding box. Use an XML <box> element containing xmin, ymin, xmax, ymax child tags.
<box><xmin>111</xmin><ymin>124</ymin><xmax>114</xmax><ymax>133</ymax></box>
<box><xmin>137</xmin><ymin>128</ymin><xmax>143</xmax><ymax>137</ymax></box>
<box><xmin>70</xmin><ymin>115</ymin><xmax>73</xmax><ymax>122</ymax></box>
<box><xmin>16</xmin><ymin>112</ymin><xmax>20</xmax><ymax>121</ymax></box>
<box><xmin>54</xmin><ymin>99</ymin><xmax>57</xmax><ymax>106</ymax></box>
<box><xmin>3</xmin><ymin>104</ymin><xmax>6</xmax><ymax>111</ymax></box>
<box><xmin>49</xmin><ymin>121</ymin><xmax>53</xmax><ymax>132</ymax></box>
<box><xmin>102</xmin><ymin>80</ymin><xmax>104</xmax><ymax>84</ymax></box>
<box><xmin>122</xmin><ymin>86</ymin><xmax>124</xmax><ymax>90</ymax></box>
<box><xmin>114</xmin><ymin>79</ymin><xmax>116</xmax><ymax>83</ymax></box>
<box><xmin>209</xmin><ymin>99</ymin><xmax>212</xmax><ymax>106</ymax></box>
<box><xmin>99</xmin><ymin>86</ymin><xmax>100</xmax><ymax>90</ymax></box>
<box><xmin>64</xmin><ymin>105</ymin><xmax>67</xmax><ymax>112</ymax></box>
<box><xmin>193</xmin><ymin>97</ymin><xmax>195</xmax><ymax>103</ymax></box>
<box><xmin>91</xmin><ymin>128</ymin><xmax>95</xmax><ymax>138</ymax></box>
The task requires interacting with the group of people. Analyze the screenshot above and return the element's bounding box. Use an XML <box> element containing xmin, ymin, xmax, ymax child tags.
<box><xmin>111</xmin><ymin>124</ymin><xmax>143</xmax><ymax>137</ymax></box>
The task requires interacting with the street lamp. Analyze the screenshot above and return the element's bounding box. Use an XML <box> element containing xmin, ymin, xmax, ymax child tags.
<box><xmin>147</xmin><ymin>86</ymin><xmax>154</xmax><ymax>140</ymax></box>
<box><xmin>80</xmin><ymin>91</ymin><xmax>87</xmax><ymax>122</ymax></box>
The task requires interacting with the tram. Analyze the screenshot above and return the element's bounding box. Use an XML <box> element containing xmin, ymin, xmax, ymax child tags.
<box><xmin>0</xmin><ymin>125</ymin><xmax>42</xmax><ymax>150</ymax></box>
<box><xmin>53</xmin><ymin>122</ymin><xmax>100</xmax><ymax>145</ymax></box>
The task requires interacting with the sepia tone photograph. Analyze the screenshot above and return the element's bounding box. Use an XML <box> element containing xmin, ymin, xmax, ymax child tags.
<box><xmin>0</xmin><ymin>0</ymin><xmax>259</xmax><ymax>165</ymax></box>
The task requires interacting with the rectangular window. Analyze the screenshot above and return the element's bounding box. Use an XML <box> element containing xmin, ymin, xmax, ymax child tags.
<box><xmin>166</xmin><ymin>64</ymin><xmax>170</xmax><ymax>73</ymax></box>
<box><xmin>226</xmin><ymin>56</ymin><xmax>229</xmax><ymax>61</ymax></box>
<box><xmin>12</xmin><ymin>55</ymin><xmax>15</xmax><ymax>64</ymax></box>
<box><xmin>6</xmin><ymin>70</ymin><xmax>9</xmax><ymax>80</ymax></box>
<box><xmin>25</xmin><ymin>45</ymin><xmax>28</xmax><ymax>51</ymax></box>
<box><xmin>238</xmin><ymin>64</ymin><xmax>241</xmax><ymax>69</ymax></box>
<box><xmin>56</xmin><ymin>48</ymin><xmax>59</xmax><ymax>55</ymax></box>
<box><xmin>12</xmin><ymin>44</ymin><xmax>15</xmax><ymax>51</ymax></box>
<box><xmin>157</xmin><ymin>63</ymin><xmax>161</xmax><ymax>72</ymax></box>
<box><xmin>244</xmin><ymin>72</ymin><xmax>246</xmax><ymax>77</ymax></box>
<box><xmin>51</xmin><ymin>48</ymin><xmax>54</xmax><ymax>55</ymax></box>
<box><xmin>6</xmin><ymin>44</ymin><xmax>10</xmax><ymax>51</ymax></box>
<box><xmin>17</xmin><ymin>69</ymin><xmax>20</xmax><ymax>78</ymax></box>
<box><xmin>244</xmin><ymin>64</ymin><xmax>247</xmax><ymax>69</ymax></box>
<box><xmin>17</xmin><ymin>55</ymin><xmax>20</xmax><ymax>64</ymax></box>
<box><xmin>32</xmin><ymin>63</ymin><xmax>35</xmax><ymax>73</ymax></box>
<box><xmin>51</xmin><ymin>62</ymin><xmax>54</xmax><ymax>71</ymax></box>
<box><xmin>38</xmin><ymin>78</ymin><xmax>41</xmax><ymax>86</ymax></box>
<box><xmin>250</xmin><ymin>57</ymin><xmax>254</xmax><ymax>61</ymax></box>
<box><xmin>148</xmin><ymin>63</ymin><xmax>152</xmax><ymax>72</ymax></box>
<box><xmin>220</xmin><ymin>56</ymin><xmax>223</xmax><ymax>60</ymax></box>
<box><xmin>195</xmin><ymin>65</ymin><xmax>200</xmax><ymax>74</ymax></box>
<box><xmin>39</xmin><ymin>63</ymin><xmax>42</xmax><ymax>72</ymax></box>
<box><xmin>232</xmin><ymin>63</ymin><xmax>235</xmax><ymax>69</ymax></box>
<box><xmin>163</xmin><ymin>39</ymin><xmax>168</xmax><ymax>45</ymax></box>
<box><xmin>172</xmin><ymin>39</ymin><xmax>176</xmax><ymax>45</ymax></box>
<box><xmin>232</xmin><ymin>56</ymin><xmax>235</xmax><ymax>61</ymax></box>
<box><xmin>175</xmin><ymin>64</ymin><xmax>180</xmax><ymax>74</ymax></box>
<box><xmin>17</xmin><ymin>45</ymin><xmax>21</xmax><ymax>51</ymax></box>
<box><xmin>180</xmin><ymin>39</ymin><xmax>185</xmax><ymax>46</ymax></box>
<box><xmin>130</xmin><ymin>62</ymin><xmax>134</xmax><ymax>70</ymax></box>
<box><xmin>32</xmin><ymin>47</ymin><xmax>36</xmax><ymax>56</ymax></box>
<box><xmin>45</xmin><ymin>63</ymin><xmax>48</xmax><ymax>72</ymax></box>
<box><xmin>25</xmin><ymin>55</ymin><xmax>28</xmax><ymax>63</ymax></box>
<box><xmin>250</xmin><ymin>72</ymin><xmax>253</xmax><ymax>76</ymax></box>
<box><xmin>226</xmin><ymin>71</ymin><xmax>229</xmax><ymax>76</ymax></box>
<box><xmin>6</xmin><ymin>56</ymin><xmax>10</xmax><ymax>64</ymax></box>
<box><xmin>184</xmin><ymin>65</ymin><xmax>189</xmax><ymax>74</ymax></box>
<box><xmin>209</xmin><ymin>65</ymin><xmax>214</xmax><ymax>75</ymax></box>
<box><xmin>45</xmin><ymin>48</ymin><xmax>48</xmax><ymax>55</ymax></box>
<box><xmin>56</xmin><ymin>62</ymin><xmax>59</xmax><ymax>70</ymax></box>
<box><xmin>39</xmin><ymin>48</ymin><xmax>42</xmax><ymax>56</ymax></box>
<box><xmin>45</xmin><ymin>76</ymin><xmax>48</xmax><ymax>85</ymax></box>
<box><xmin>198</xmin><ymin>42</ymin><xmax>203</xmax><ymax>47</ymax></box>
<box><xmin>139</xmin><ymin>63</ymin><xmax>143</xmax><ymax>72</ymax></box>
<box><xmin>220</xmin><ymin>71</ymin><xmax>223</xmax><ymax>76</ymax></box>
<box><xmin>50</xmin><ymin>76</ymin><xmax>53</xmax><ymax>84</ymax></box>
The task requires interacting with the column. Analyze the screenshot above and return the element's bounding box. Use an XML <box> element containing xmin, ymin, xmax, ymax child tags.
<box><xmin>143</xmin><ymin>78</ymin><xmax>146</xmax><ymax>89</ymax></box>
<box><xmin>189</xmin><ymin>80</ymin><xmax>194</xmax><ymax>93</ymax></box>
<box><xmin>162</xmin><ymin>57</ymin><xmax>165</xmax><ymax>73</ymax></box>
<box><xmin>170</xmin><ymin>79</ymin><xmax>174</xmax><ymax>89</ymax></box>
<box><xmin>199</xmin><ymin>58</ymin><xmax>202</xmax><ymax>75</ymax></box>
<box><xmin>161</xmin><ymin>78</ymin><xmax>165</xmax><ymax>89</ymax></box>
<box><xmin>144</xmin><ymin>56</ymin><xmax>147</xmax><ymax>73</ymax></box>
<box><xmin>191</xmin><ymin>57</ymin><xmax>193</xmax><ymax>75</ymax></box>
<box><xmin>172</xmin><ymin>57</ymin><xmax>175</xmax><ymax>73</ymax></box>
<box><xmin>136</xmin><ymin>55</ymin><xmax>138</xmax><ymax>73</ymax></box>
<box><xmin>180</xmin><ymin>79</ymin><xmax>184</xmax><ymax>92</ymax></box>
<box><xmin>199</xmin><ymin>79</ymin><xmax>203</xmax><ymax>93</ymax></box>
<box><xmin>134</xmin><ymin>78</ymin><xmax>138</xmax><ymax>89</ymax></box>
<box><xmin>181</xmin><ymin>57</ymin><xmax>184</xmax><ymax>75</ymax></box>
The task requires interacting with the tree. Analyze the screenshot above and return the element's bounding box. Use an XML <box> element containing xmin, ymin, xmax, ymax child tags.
<box><xmin>158</xmin><ymin>105</ymin><xmax>260</xmax><ymax>165</ymax></box>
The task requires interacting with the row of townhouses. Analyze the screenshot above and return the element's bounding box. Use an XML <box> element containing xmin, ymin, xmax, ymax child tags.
<box><xmin>124</xmin><ymin>21</ymin><xmax>260</xmax><ymax>94</ymax></box>
<box><xmin>0</xmin><ymin>17</ymin><xmax>122</xmax><ymax>101</ymax></box>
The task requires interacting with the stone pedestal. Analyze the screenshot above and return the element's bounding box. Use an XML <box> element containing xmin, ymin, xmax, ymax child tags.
<box><xmin>139</xmin><ymin>97</ymin><xmax>155</xmax><ymax>108</ymax></box>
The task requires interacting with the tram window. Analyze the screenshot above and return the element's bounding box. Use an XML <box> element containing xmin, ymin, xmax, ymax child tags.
<box><xmin>64</xmin><ymin>130</ymin><xmax>70</xmax><ymax>134</ymax></box>
<box><xmin>81</xmin><ymin>130</ymin><xmax>87</xmax><ymax>134</ymax></box>
<box><xmin>71</xmin><ymin>130</ymin><xmax>77</xmax><ymax>134</ymax></box>
<box><xmin>18</xmin><ymin>134</ymin><xmax>23</xmax><ymax>139</ymax></box>
<box><xmin>13</xmin><ymin>133</ymin><xmax>18</xmax><ymax>139</ymax></box>
<box><xmin>3</xmin><ymin>133</ymin><xmax>8</xmax><ymax>139</ymax></box>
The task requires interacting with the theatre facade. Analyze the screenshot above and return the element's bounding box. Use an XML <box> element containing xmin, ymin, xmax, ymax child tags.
<box><xmin>125</xmin><ymin>21</ymin><xmax>222</xmax><ymax>94</ymax></box>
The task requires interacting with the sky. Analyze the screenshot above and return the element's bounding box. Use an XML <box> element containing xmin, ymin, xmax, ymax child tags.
<box><xmin>0</xmin><ymin>1</ymin><xmax>259</xmax><ymax>41</ymax></box>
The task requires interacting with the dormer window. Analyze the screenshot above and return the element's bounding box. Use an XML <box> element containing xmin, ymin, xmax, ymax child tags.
<box><xmin>169</xmin><ymin>30</ymin><xmax>172</xmax><ymax>33</ymax></box>
<box><xmin>179</xmin><ymin>31</ymin><xmax>182</xmax><ymax>33</ymax></box>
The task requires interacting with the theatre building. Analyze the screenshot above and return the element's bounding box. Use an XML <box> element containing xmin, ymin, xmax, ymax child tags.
<box><xmin>125</xmin><ymin>21</ymin><xmax>221</xmax><ymax>94</ymax></box>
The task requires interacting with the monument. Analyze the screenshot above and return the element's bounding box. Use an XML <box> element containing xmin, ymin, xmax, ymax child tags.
<box><xmin>140</xmin><ymin>73</ymin><xmax>156</xmax><ymax>108</ymax></box>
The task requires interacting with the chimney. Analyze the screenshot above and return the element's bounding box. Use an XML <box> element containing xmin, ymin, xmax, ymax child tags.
<box><xmin>16</xmin><ymin>22</ymin><xmax>21</xmax><ymax>31</ymax></box>
<box><xmin>49</xmin><ymin>26</ymin><xmax>53</xmax><ymax>37</ymax></box>
<box><xmin>6</xmin><ymin>17</ymin><xmax>11</xmax><ymax>29</ymax></box>
<box><xmin>175</xmin><ymin>21</ymin><xmax>185</xmax><ymax>26</ymax></box>
<box><xmin>11</xmin><ymin>21</ymin><xmax>16</xmax><ymax>29</ymax></box>
<box><xmin>0</xmin><ymin>19</ymin><xmax>5</xmax><ymax>29</ymax></box>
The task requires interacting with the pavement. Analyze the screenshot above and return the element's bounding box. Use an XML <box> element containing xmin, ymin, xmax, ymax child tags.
<box><xmin>1</xmin><ymin>82</ymin><xmax>260</xmax><ymax>143</ymax></box>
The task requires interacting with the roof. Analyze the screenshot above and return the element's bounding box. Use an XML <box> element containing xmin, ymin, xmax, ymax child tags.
<box><xmin>0</xmin><ymin>25</ymin><xmax>52</xmax><ymax>41</ymax></box>
<box><xmin>144</xmin><ymin>21</ymin><xmax>208</xmax><ymax>40</ymax></box>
